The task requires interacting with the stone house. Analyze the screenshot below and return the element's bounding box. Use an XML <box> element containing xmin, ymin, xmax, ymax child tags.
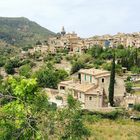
<box><xmin>58</xmin><ymin>68</ymin><xmax>125</xmax><ymax>110</ymax></box>
<box><xmin>122</xmin><ymin>95</ymin><xmax>140</xmax><ymax>109</ymax></box>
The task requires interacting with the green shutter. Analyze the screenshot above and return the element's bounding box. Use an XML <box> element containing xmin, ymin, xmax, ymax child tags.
<box><xmin>90</xmin><ymin>75</ymin><xmax>92</xmax><ymax>82</ymax></box>
<box><xmin>85</xmin><ymin>74</ymin><xmax>86</xmax><ymax>81</ymax></box>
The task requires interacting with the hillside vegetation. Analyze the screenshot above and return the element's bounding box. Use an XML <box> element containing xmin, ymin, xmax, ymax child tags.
<box><xmin>0</xmin><ymin>17</ymin><xmax>55</xmax><ymax>47</ymax></box>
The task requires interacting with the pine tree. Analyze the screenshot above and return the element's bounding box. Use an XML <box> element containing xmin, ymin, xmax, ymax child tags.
<box><xmin>109</xmin><ymin>50</ymin><xmax>115</xmax><ymax>106</ymax></box>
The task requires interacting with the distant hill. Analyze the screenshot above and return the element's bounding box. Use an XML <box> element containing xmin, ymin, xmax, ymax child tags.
<box><xmin>0</xmin><ymin>17</ymin><xmax>55</xmax><ymax>47</ymax></box>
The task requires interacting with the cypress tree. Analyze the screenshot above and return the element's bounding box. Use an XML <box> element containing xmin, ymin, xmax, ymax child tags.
<box><xmin>109</xmin><ymin>49</ymin><xmax>115</xmax><ymax>106</ymax></box>
<box><xmin>135</xmin><ymin>47</ymin><xmax>138</xmax><ymax>65</ymax></box>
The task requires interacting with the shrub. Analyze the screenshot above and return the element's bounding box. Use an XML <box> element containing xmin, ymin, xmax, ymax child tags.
<box><xmin>115</xmin><ymin>64</ymin><xmax>122</xmax><ymax>75</ymax></box>
<box><xmin>56</xmin><ymin>69</ymin><xmax>69</xmax><ymax>81</ymax></box>
<box><xmin>71</xmin><ymin>60</ymin><xmax>85</xmax><ymax>74</ymax></box>
<box><xmin>93</xmin><ymin>59</ymin><xmax>105</xmax><ymax>66</ymax></box>
<box><xmin>102</xmin><ymin>63</ymin><xmax>111</xmax><ymax>71</ymax></box>
<box><xmin>131</xmin><ymin>66</ymin><xmax>140</xmax><ymax>74</ymax></box>
<box><xmin>83</xmin><ymin>115</ymin><xmax>101</xmax><ymax>123</ymax></box>
<box><xmin>81</xmin><ymin>110</ymin><xmax>123</xmax><ymax>120</ymax></box>
<box><xmin>126</xmin><ymin>76</ymin><xmax>131</xmax><ymax>81</ymax></box>
<box><xmin>0</xmin><ymin>74</ymin><xmax>3</xmax><ymax>81</ymax></box>
<box><xmin>22</xmin><ymin>45</ymin><xmax>33</xmax><ymax>51</ymax></box>
<box><xmin>102</xmin><ymin>111</ymin><xmax>120</xmax><ymax>120</ymax></box>
<box><xmin>4</xmin><ymin>60</ymin><xmax>15</xmax><ymax>74</ymax></box>
<box><xmin>54</xmin><ymin>54</ymin><xmax>62</xmax><ymax>63</ymax></box>
<box><xmin>80</xmin><ymin>54</ymin><xmax>92</xmax><ymax>63</ymax></box>
<box><xmin>11</xmin><ymin>57</ymin><xmax>21</xmax><ymax>68</ymax></box>
<box><xmin>134</xmin><ymin>104</ymin><xmax>140</xmax><ymax>112</ymax></box>
<box><xmin>55</xmin><ymin>95</ymin><xmax>63</xmax><ymax>100</ymax></box>
<box><xmin>19</xmin><ymin>64</ymin><xmax>31</xmax><ymax>78</ymax></box>
<box><xmin>48</xmin><ymin>102</ymin><xmax>57</xmax><ymax>111</ymax></box>
<box><xmin>43</xmin><ymin>53</ymin><xmax>54</xmax><ymax>62</ymax></box>
<box><xmin>20</xmin><ymin>59</ymin><xmax>31</xmax><ymax>65</ymax></box>
<box><xmin>0</xmin><ymin>57</ymin><xmax>6</xmax><ymax>67</ymax></box>
<box><xmin>65</xmin><ymin>55</ymin><xmax>73</xmax><ymax>61</ymax></box>
<box><xmin>35</xmin><ymin>67</ymin><xmax>68</xmax><ymax>89</ymax></box>
<box><xmin>125</xmin><ymin>81</ymin><xmax>133</xmax><ymax>93</ymax></box>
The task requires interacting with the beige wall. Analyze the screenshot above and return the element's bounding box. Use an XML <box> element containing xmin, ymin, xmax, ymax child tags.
<box><xmin>122</xmin><ymin>96</ymin><xmax>140</xmax><ymax>108</ymax></box>
<box><xmin>77</xmin><ymin>92</ymin><xmax>85</xmax><ymax>103</ymax></box>
<box><xmin>85</xmin><ymin>94</ymin><xmax>103</xmax><ymax>110</ymax></box>
<box><xmin>58</xmin><ymin>84</ymin><xmax>68</xmax><ymax>95</ymax></box>
<box><xmin>98</xmin><ymin>76</ymin><xmax>110</xmax><ymax>96</ymax></box>
<box><xmin>98</xmin><ymin>76</ymin><xmax>125</xmax><ymax>97</ymax></box>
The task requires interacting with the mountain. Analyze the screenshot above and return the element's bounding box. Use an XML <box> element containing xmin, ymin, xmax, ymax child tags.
<box><xmin>0</xmin><ymin>17</ymin><xmax>55</xmax><ymax>47</ymax></box>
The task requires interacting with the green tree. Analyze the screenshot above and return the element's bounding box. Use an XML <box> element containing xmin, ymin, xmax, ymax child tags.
<box><xmin>35</xmin><ymin>66</ymin><xmax>68</xmax><ymax>88</ymax></box>
<box><xmin>56</xmin><ymin>69</ymin><xmax>69</xmax><ymax>81</ymax></box>
<box><xmin>134</xmin><ymin>104</ymin><xmax>140</xmax><ymax>112</ymax></box>
<box><xmin>0</xmin><ymin>77</ymin><xmax>90</xmax><ymax>140</ymax></box>
<box><xmin>4</xmin><ymin>60</ymin><xmax>15</xmax><ymax>74</ymax></box>
<box><xmin>87</xmin><ymin>45</ymin><xmax>103</xmax><ymax>58</ymax></box>
<box><xmin>109</xmin><ymin>50</ymin><xmax>115</xmax><ymax>106</ymax></box>
<box><xmin>0</xmin><ymin>76</ymin><xmax>49</xmax><ymax>140</ymax></box>
<box><xmin>19</xmin><ymin>64</ymin><xmax>31</xmax><ymax>78</ymax></box>
<box><xmin>59</xmin><ymin>95</ymin><xmax>90</xmax><ymax>140</ymax></box>
<box><xmin>0</xmin><ymin>57</ymin><xmax>6</xmax><ymax>67</ymax></box>
<box><xmin>125</xmin><ymin>81</ymin><xmax>133</xmax><ymax>93</ymax></box>
<box><xmin>71</xmin><ymin>60</ymin><xmax>85</xmax><ymax>74</ymax></box>
<box><xmin>131</xmin><ymin>66</ymin><xmax>140</xmax><ymax>74</ymax></box>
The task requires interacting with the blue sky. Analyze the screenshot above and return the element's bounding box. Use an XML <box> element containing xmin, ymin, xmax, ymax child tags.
<box><xmin>0</xmin><ymin>0</ymin><xmax>140</xmax><ymax>37</ymax></box>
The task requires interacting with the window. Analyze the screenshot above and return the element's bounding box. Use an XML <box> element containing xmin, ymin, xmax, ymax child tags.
<box><xmin>89</xmin><ymin>96</ymin><xmax>92</xmax><ymax>100</ymax></box>
<box><xmin>128</xmin><ymin>103</ymin><xmax>134</xmax><ymax>108</ymax></box>
<box><xmin>102</xmin><ymin>78</ymin><xmax>104</xmax><ymax>83</ymax></box>
<box><xmin>60</xmin><ymin>86</ymin><xmax>65</xmax><ymax>90</ymax></box>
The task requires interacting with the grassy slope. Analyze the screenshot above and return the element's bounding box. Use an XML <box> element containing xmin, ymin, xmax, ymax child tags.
<box><xmin>0</xmin><ymin>17</ymin><xmax>55</xmax><ymax>47</ymax></box>
<box><xmin>87</xmin><ymin>119</ymin><xmax>140</xmax><ymax>140</ymax></box>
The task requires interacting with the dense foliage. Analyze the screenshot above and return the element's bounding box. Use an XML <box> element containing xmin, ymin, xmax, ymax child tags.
<box><xmin>35</xmin><ymin>64</ymin><xmax>68</xmax><ymax>88</ymax></box>
<box><xmin>125</xmin><ymin>81</ymin><xmax>133</xmax><ymax>93</ymax></box>
<box><xmin>86</xmin><ymin>46</ymin><xmax>140</xmax><ymax>73</ymax></box>
<box><xmin>0</xmin><ymin>76</ymin><xmax>90</xmax><ymax>140</ymax></box>
<box><xmin>134</xmin><ymin>104</ymin><xmax>140</xmax><ymax>112</ymax></box>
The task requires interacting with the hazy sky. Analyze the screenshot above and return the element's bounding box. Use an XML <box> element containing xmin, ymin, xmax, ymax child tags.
<box><xmin>0</xmin><ymin>0</ymin><xmax>140</xmax><ymax>37</ymax></box>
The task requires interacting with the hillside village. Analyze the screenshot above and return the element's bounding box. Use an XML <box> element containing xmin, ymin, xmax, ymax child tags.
<box><xmin>26</xmin><ymin>27</ymin><xmax>140</xmax><ymax>56</ymax></box>
<box><xmin>1</xmin><ymin>0</ymin><xmax>140</xmax><ymax>138</ymax></box>
<box><xmin>1</xmin><ymin>23</ymin><xmax>140</xmax><ymax>139</ymax></box>
<box><xmin>16</xmin><ymin>27</ymin><xmax>140</xmax><ymax>111</ymax></box>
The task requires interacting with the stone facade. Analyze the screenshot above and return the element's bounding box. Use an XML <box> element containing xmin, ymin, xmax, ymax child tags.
<box><xmin>58</xmin><ymin>68</ymin><xmax>125</xmax><ymax>110</ymax></box>
<box><xmin>48</xmin><ymin>29</ymin><xmax>86</xmax><ymax>54</ymax></box>
<box><xmin>122</xmin><ymin>95</ymin><xmax>140</xmax><ymax>109</ymax></box>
